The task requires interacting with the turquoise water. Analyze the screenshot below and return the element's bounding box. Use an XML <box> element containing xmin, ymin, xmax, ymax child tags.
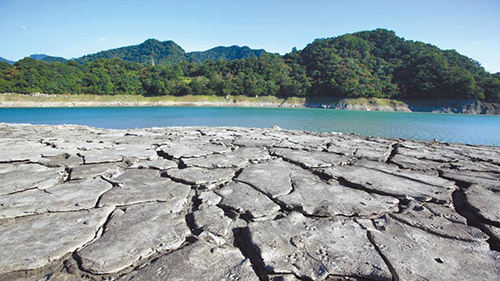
<box><xmin>0</xmin><ymin>107</ymin><xmax>499</xmax><ymax>145</ymax></box>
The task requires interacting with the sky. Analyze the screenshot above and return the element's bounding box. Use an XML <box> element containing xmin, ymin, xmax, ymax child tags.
<box><xmin>0</xmin><ymin>0</ymin><xmax>499</xmax><ymax>72</ymax></box>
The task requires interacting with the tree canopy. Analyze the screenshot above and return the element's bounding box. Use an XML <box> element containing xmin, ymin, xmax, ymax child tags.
<box><xmin>0</xmin><ymin>29</ymin><xmax>498</xmax><ymax>101</ymax></box>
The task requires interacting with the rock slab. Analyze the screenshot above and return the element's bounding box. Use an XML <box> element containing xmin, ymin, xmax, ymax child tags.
<box><xmin>0</xmin><ymin>123</ymin><xmax>498</xmax><ymax>281</ymax></box>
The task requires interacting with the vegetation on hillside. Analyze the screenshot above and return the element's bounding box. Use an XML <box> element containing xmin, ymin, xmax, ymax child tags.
<box><xmin>76</xmin><ymin>39</ymin><xmax>186</xmax><ymax>65</ymax></box>
<box><xmin>29</xmin><ymin>54</ymin><xmax>68</xmax><ymax>63</ymax></box>
<box><xmin>187</xmin><ymin>46</ymin><xmax>268</xmax><ymax>63</ymax></box>
<box><xmin>75</xmin><ymin>39</ymin><xmax>269</xmax><ymax>66</ymax></box>
<box><xmin>0</xmin><ymin>29</ymin><xmax>498</xmax><ymax>101</ymax></box>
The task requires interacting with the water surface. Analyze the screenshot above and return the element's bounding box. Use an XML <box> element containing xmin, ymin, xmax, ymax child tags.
<box><xmin>0</xmin><ymin>107</ymin><xmax>499</xmax><ymax>146</ymax></box>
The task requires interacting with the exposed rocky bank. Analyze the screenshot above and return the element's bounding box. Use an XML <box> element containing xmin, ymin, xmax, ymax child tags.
<box><xmin>1</xmin><ymin>93</ymin><xmax>500</xmax><ymax>115</ymax></box>
<box><xmin>305</xmin><ymin>99</ymin><xmax>500</xmax><ymax>114</ymax></box>
<box><xmin>0</xmin><ymin>123</ymin><xmax>499</xmax><ymax>281</ymax></box>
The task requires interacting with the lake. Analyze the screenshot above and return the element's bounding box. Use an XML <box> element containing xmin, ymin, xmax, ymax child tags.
<box><xmin>0</xmin><ymin>107</ymin><xmax>499</xmax><ymax>146</ymax></box>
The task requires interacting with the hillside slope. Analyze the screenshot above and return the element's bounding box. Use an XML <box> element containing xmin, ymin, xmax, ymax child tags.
<box><xmin>187</xmin><ymin>46</ymin><xmax>268</xmax><ymax>63</ymax></box>
<box><xmin>0</xmin><ymin>29</ymin><xmax>499</xmax><ymax>103</ymax></box>
<box><xmin>76</xmin><ymin>39</ymin><xmax>269</xmax><ymax>65</ymax></box>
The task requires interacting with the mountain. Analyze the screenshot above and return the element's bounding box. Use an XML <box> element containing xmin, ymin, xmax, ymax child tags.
<box><xmin>29</xmin><ymin>54</ymin><xmax>68</xmax><ymax>63</ymax></box>
<box><xmin>75</xmin><ymin>39</ymin><xmax>271</xmax><ymax>65</ymax></box>
<box><xmin>0</xmin><ymin>56</ymin><xmax>14</xmax><ymax>65</ymax></box>
<box><xmin>76</xmin><ymin>39</ymin><xmax>186</xmax><ymax>65</ymax></box>
<box><xmin>294</xmin><ymin>29</ymin><xmax>499</xmax><ymax>100</ymax></box>
<box><xmin>187</xmin><ymin>46</ymin><xmax>268</xmax><ymax>63</ymax></box>
<box><xmin>41</xmin><ymin>56</ymin><xmax>67</xmax><ymax>63</ymax></box>
<box><xmin>29</xmin><ymin>54</ymin><xmax>48</xmax><ymax>60</ymax></box>
<box><xmin>1</xmin><ymin>29</ymin><xmax>498</xmax><ymax>102</ymax></box>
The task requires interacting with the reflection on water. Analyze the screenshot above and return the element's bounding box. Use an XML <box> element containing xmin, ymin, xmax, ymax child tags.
<box><xmin>0</xmin><ymin>107</ymin><xmax>499</xmax><ymax>146</ymax></box>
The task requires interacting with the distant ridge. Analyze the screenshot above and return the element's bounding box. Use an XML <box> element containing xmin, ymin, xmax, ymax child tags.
<box><xmin>187</xmin><ymin>45</ymin><xmax>269</xmax><ymax>63</ymax></box>
<box><xmin>75</xmin><ymin>39</ymin><xmax>271</xmax><ymax>65</ymax></box>
<box><xmin>29</xmin><ymin>54</ymin><xmax>48</xmax><ymax>60</ymax></box>
<box><xmin>2</xmin><ymin>40</ymin><xmax>270</xmax><ymax>66</ymax></box>
<box><xmin>30</xmin><ymin>54</ymin><xmax>67</xmax><ymax>63</ymax></box>
<box><xmin>0</xmin><ymin>56</ymin><xmax>14</xmax><ymax>65</ymax></box>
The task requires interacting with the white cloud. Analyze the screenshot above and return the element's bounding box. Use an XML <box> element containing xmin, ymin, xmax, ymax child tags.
<box><xmin>21</xmin><ymin>25</ymin><xmax>27</xmax><ymax>30</ymax></box>
<box><xmin>99</xmin><ymin>37</ymin><xmax>108</xmax><ymax>42</ymax></box>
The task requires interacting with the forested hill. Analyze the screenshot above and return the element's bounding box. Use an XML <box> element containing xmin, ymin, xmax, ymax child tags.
<box><xmin>295</xmin><ymin>30</ymin><xmax>499</xmax><ymax>100</ymax></box>
<box><xmin>76</xmin><ymin>39</ymin><xmax>187</xmax><ymax>65</ymax></box>
<box><xmin>187</xmin><ymin>46</ymin><xmax>269</xmax><ymax>63</ymax></box>
<box><xmin>0</xmin><ymin>29</ymin><xmax>499</xmax><ymax>101</ymax></box>
<box><xmin>29</xmin><ymin>54</ymin><xmax>68</xmax><ymax>63</ymax></box>
<box><xmin>75</xmin><ymin>39</ymin><xmax>270</xmax><ymax>65</ymax></box>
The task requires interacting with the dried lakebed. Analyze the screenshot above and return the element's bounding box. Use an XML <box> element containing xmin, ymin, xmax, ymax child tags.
<box><xmin>0</xmin><ymin>123</ymin><xmax>499</xmax><ymax>281</ymax></box>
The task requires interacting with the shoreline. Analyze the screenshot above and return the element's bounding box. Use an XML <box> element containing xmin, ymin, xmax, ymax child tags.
<box><xmin>0</xmin><ymin>100</ymin><xmax>306</xmax><ymax>109</ymax></box>
<box><xmin>1</xmin><ymin>93</ymin><xmax>499</xmax><ymax>114</ymax></box>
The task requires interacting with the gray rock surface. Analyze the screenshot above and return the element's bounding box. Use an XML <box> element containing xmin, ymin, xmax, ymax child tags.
<box><xmin>0</xmin><ymin>123</ymin><xmax>498</xmax><ymax>280</ymax></box>
<box><xmin>324</xmin><ymin>137</ymin><xmax>393</xmax><ymax>161</ymax></box>
<box><xmin>236</xmin><ymin>159</ymin><xmax>298</xmax><ymax>198</ymax></box>
<box><xmin>159</xmin><ymin>142</ymin><xmax>231</xmax><ymax>158</ymax></box>
<box><xmin>98</xmin><ymin>168</ymin><xmax>191</xmax><ymax>209</ymax></box>
<box><xmin>321</xmin><ymin>164</ymin><xmax>455</xmax><ymax>202</ymax></box>
<box><xmin>0</xmin><ymin>178</ymin><xmax>112</xmax><ymax>218</ymax></box>
<box><xmin>0</xmin><ymin>139</ymin><xmax>61</xmax><ymax>163</ymax></box>
<box><xmin>166</xmin><ymin>166</ymin><xmax>236</xmax><ymax>188</ymax></box>
<box><xmin>389</xmin><ymin>201</ymin><xmax>489</xmax><ymax>242</ymax></box>
<box><xmin>228</xmin><ymin>147</ymin><xmax>271</xmax><ymax>161</ymax></box>
<box><xmin>78</xmin><ymin>144</ymin><xmax>158</xmax><ymax>164</ymax></box>
<box><xmin>0</xmin><ymin>163</ymin><xmax>66</xmax><ymax>195</ymax></box>
<box><xmin>368</xmin><ymin>217</ymin><xmax>500</xmax><ymax>281</ymax></box>
<box><xmin>270</xmin><ymin>147</ymin><xmax>353</xmax><ymax>168</ymax></box>
<box><xmin>464</xmin><ymin>184</ymin><xmax>500</xmax><ymax>224</ymax></box>
<box><xmin>0</xmin><ymin>207</ymin><xmax>113</xmax><ymax>274</ymax></box>
<box><xmin>118</xmin><ymin>240</ymin><xmax>259</xmax><ymax>281</ymax></box>
<box><xmin>181</xmin><ymin>153</ymin><xmax>247</xmax><ymax>168</ymax></box>
<box><xmin>193</xmin><ymin>204</ymin><xmax>233</xmax><ymax>245</ymax></box>
<box><xmin>128</xmin><ymin>157</ymin><xmax>178</xmax><ymax>170</ymax></box>
<box><xmin>36</xmin><ymin>152</ymin><xmax>83</xmax><ymax>168</ymax></box>
<box><xmin>198</xmin><ymin>190</ymin><xmax>222</xmax><ymax>205</ymax></box>
<box><xmin>77</xmin><ymin>202</ymin><xmax>190</xmax><ymax>274</ymax></box>
<box><xmin>233</xmin><ymin>136</ymin><xmax>277</xmax><ymax>147</ymax></box>
<box><xmin>70</xmin><ymin>162</ymin><xmax>124</xmax><ymax>180</ymax></box>
<box><xmin>217</xmin><ymin>181</ymin><xmax>281</xmax><ymax>219</ymax></box>
<box><xmin>249</xmin><ymin>212</ymin><xmax>392</xmax><ymax>280</ymax></box>
<box><xmin>441</xmin><ymin>169</ymin><xmax>500</xmax><ymax>187</ymax></box>
<box><xmin>279</xmin><ymin>169</ymin><xmax>399</xmax><ymax>217</ymax></box>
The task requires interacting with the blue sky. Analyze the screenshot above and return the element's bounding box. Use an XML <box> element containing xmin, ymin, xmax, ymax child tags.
<box><xmin>1</xmin><ymin>0</ymin><xmax>499</xmax><ymax>72</ymax></box>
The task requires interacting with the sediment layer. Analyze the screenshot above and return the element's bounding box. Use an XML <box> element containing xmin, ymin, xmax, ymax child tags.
<box><xmin>0</xmin><ymin>123</ymin><xmax>499</xmax><ymax>280</ymax></box>
<box><xmin>1</xmin><ymin>93</ymin><xmax>500</xmax><ymax>114</ymax></box>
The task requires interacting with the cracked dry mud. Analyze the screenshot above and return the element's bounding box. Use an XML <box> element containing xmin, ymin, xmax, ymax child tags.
<box><xmin>0</xmin><ymin>123</ymin><xmax>499</xmax><ymax>281</ymax></box>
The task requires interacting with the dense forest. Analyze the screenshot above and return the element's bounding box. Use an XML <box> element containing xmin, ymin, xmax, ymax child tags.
<box><xmin>0</xmin><ymin>29</ymin><xmax>499</xmax><ymax>100</ymax></box>
<box><xmin>29</xmin><ymin>54</ymin><xmax>68</xmax><ymax>64</ymax></box>
<box><xmin>75</xmin><ymin>39</ymin><xmax>269</xmax><ymax>65</ymax></box>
